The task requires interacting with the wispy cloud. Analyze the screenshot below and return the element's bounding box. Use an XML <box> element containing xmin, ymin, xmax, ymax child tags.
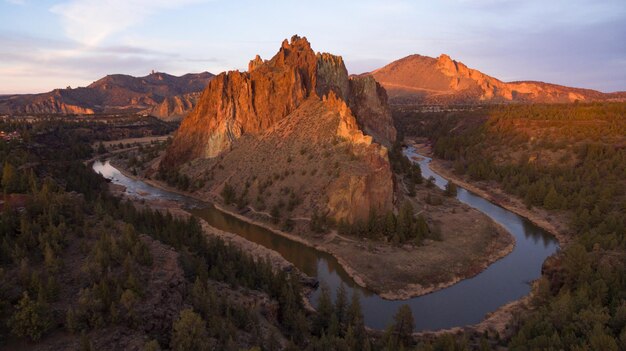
<box><xmin>50</xmin><ymin>0</ymin><xmax>211</xmax><ymax>46</ymax></box>
<box><xmin>0</xmin><ymin>33</ymin><xmax>217</xmax><ymax>94</ymax></box>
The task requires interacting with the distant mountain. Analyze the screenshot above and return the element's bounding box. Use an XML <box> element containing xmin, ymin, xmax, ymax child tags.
<box><xmin>367</xmin><ymin>54</ymin><xmax>626</xmax><ymax>105</ymax></box>
<box><xmin>0</xmin><ymin>72</ymin><xmax>214</xmax><ymax>116</ymax></box>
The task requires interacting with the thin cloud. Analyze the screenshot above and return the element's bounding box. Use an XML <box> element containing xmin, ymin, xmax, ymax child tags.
<box><xmin>50</xmin><ymin>0</ymin><xmax>211</xmax><ymax>46</ymax></box>
<box><xmin>0</xmin><ymin>34</ymin><xmax>219</xmax><ymax>94</ymax></box>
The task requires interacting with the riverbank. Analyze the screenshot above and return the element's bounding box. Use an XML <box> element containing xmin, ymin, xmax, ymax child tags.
<box><xmin>408</xmin><ymin>141</ymin><xmax>570</xmax><ymax>246</ymax></box>
<box><xmin>109</xmin><ymin>155</ymin><xmax>515</xmax><ymax>301</ymax></box>
<box><xmin>104</xmin><ymin>166</ymin><xmax>318</xmax><ymax>311</ymax></box>
<box><xmin>401</xmin><ymin>140</ymin><xmax>567</xmax><ymax>337</ymax></box>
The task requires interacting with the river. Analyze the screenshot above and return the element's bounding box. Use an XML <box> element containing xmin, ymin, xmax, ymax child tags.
<box><xmin>92</xmin><ymin>149</ymin><xmax>558</xmax><ymax>331</ymax></box>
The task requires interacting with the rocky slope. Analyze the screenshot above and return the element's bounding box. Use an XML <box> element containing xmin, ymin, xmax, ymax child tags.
<box><xmin>146</xmin><ymin>92</ymin><xmax>201</xmax><ymax>121</ymax></box>
<box><xmin>368</xmin><ymin>54</ymin><xmax>626</xmax><ymax>105</ymax></box>
<box><xmin>162</xmin><ymin>35</ymin><xmax>396</xmax><ymax>223</ymax></box>
<box><xmin>0</xmin><ymin>72</ymin><xmax>214</xmax><ymax>115</ymax></box>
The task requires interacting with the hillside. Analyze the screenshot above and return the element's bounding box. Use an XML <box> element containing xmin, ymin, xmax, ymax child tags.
<box><xmin>0</xmin><ymin>71</ymin><xmax>214</xmax><ymax>116</ymax></box>
<box><xmin>397</xmin><ymin>102</ymin><xmax>626</xmax><ymax>349</ymax></box>
<box><xmin>368</xmin><ymin>54</ymin><xmax>626</xmax><ymax>105</ymax></box>
<box><xmin>161</xmin><ymin>35</ymin><xmax>397</xmax><ymax>223</ymax></box>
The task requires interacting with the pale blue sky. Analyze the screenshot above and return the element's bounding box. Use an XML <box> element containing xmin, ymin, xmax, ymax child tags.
<box><xmin>1</xmin><ymin>0</ymin><xmax>624</xmax><ymax>94</ymax></box>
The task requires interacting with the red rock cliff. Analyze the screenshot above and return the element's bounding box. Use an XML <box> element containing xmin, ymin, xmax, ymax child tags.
<box><xmin>161</xmin><ymin>36</ymin><xmax>396</xmax><ymax>222</ymax></box>
<box><xmin>163</xmin><ymin>35</ymin><xmax>396</xmax><ymax>168</ymax></box>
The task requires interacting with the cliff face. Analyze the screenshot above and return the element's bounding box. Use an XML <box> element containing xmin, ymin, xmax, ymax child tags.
<box><xmin>0</xmin><ymin>72</ymin><xmax>214</xmax><ymax>115</ymax></box>
<box><xmin>147</xmin><ymin>93</ymin><xmax>200</xmax><ymax>121</ymax></box>
<box><xmin>165</xmin><ymin>36</ymin><xmax>395</xmax><ymax>167</ymax></box>
<box><xmin>163</xmin><ymin>35</ymin><xmax>396</xmax><ymax>222</ymax></box>
<box><xmin>347</xmin><ymin>76</ymin><xmax>396</xmax><ymax>146</ymax></box>
<box><xmin>369</xmin><ymin>54</ymin><xmax>625</xmax><ymax>105</ymax></box>
<box><xmin>164</xmin><ymin>37</ymin><xmax>318</xmax><ymax>162</ymax></box>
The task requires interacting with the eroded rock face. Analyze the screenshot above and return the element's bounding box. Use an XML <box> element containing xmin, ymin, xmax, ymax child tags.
<box><xmin>147</xmin><ymin>92</ymin><xmax>200</xmax><ymax>121</ymax></box>
<box><xmin>16</xmin><ymin>99</ymin><xmax>95</xmax><ymax>115</ymax></box>
<box><xmin>324</xmin><ymin>92</ymin><xmax>393</xmax><ymax>221</ymax></box>
<box><xmin>163</xmin><ymin>35</ymin><xmax>396</xmax><ymax>222</ymax></box>
<box><xmin>164</xmin><ymin>35</ymin><xmax>396</xmax><ymax>167</ymax></box>
<box><xmin>347</xmin><ymin>76</ymin><xmax>396</xmax><ymax>147</ymax></box>
<box><xmin>163</xmin><ymin>36</ymin><xmax>317</xmax><ymax>164</ymax></box>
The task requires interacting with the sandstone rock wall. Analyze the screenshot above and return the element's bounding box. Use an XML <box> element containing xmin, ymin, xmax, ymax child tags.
<box><xmin>163</xmin><ymin>35</ymin><xmax>397</xmax><ymax>223</ymax></box>
<box><xmin>147</xmin><ymin>93</ymin><xmax>200</xmax><ymax>121</ymax></box>
<box><xmin>347</xmin><ymin>76</ymin><xmax>396</xmax><ymax>147</ymax></box>
<box><xmin>164</xmin><ymin>35</ymin><xmax>396</xmax><ymax>168</ymax></box>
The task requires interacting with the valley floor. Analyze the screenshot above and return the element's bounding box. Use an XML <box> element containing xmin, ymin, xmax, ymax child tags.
<box><xmin>109</xmin><ymin>148</ymin><xmax>515</xmax><ymax>301</ymax></box>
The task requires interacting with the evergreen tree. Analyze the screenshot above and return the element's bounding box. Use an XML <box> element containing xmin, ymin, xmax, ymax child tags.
<box><xmin>543</xmin><ymin>185</ymin><xmax>562</xmax><ymax>210</ymax></box>
<box><xmin>390</xmin><ymin>305</ymin><xmax>415</xmax><ymax>348</ymax></box>
<box><xmin>347</xmin><ymin>290</ymin><xmax>366</xmax><ymax>350</ymax></box>
<box><xmin>97</xmin><ymin>142</ymin><xmax>107</xmax><ymax>154</ymax></box>
<box><xmin>444</xmin><ymin>182</ymin><xmax>457</xmax><ymax>197</ymax></box>
<box><xmin>2</xmin><ymin>162</ymin><xmax>18</xmax><ymax>193</ymax></box>
<box><xmin>313</xmin><ymin>284</ymin><xmax>334</xmax><ymax>335</ymax></box>
<box><xmin>9</xmin><ymin>292</ymin><xmax>51</xmax><ymax>341</ymax></box>
<box><xmin>171</xmin><ymin>309</ymin><xmax>211</xmax><ymax>351</ymax></box>
<box><xmin>335</xmin><ymin>284</ymin><xmax>348</xmax><ymax>331</ymax></box>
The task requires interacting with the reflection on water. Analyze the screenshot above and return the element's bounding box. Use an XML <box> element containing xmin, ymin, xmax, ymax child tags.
<box><xmin>92</xmin><ymin>160</ymin><xmax>204</xmax><ymax>208</ymax></box>
<box><xmin>93</xmin><ymin>154</ymin><xmax>559</xmax><ymax>331</ymax></box>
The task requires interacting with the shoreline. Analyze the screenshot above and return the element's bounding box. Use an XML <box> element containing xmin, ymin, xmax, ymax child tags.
<box><xmin>107</xmin><ymin>157</ymin><xmax>517</xmax><ymax>301</ymax></box>
<box><xmin>105</xmin><ymin>165</ymin><xmax>318</xmax><ymax>312</ymax></box>
<box><xmin>429</xmin><ymin>159</ymin><xmax>570</xmax><ymax>247</ymax></box>
<box><xmin>113</xmin><ymin>175</ymin><xmax>522</xmax><ymax>335</ymax></box>
<box><xmin>408</xmin><ymin>140</ymin><xmax>570</xmax><ymax>247</ymax></box>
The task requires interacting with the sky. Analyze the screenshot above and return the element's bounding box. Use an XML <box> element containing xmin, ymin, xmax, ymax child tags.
<box><xmin>0</xmin><ymin>0</ymin><xmax>625</xmax><ymax>94</ymax></box>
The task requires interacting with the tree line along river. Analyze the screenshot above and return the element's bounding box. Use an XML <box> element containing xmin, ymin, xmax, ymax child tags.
<box><xmin>92</xmin><ymin>148</ymin><xmax>558</xmax><ymax>331</ymax></box>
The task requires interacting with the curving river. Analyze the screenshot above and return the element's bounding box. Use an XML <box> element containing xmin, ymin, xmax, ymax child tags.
<box><xmin>92</xmin><ymin>148</ymin><xmax>558</xmax><ymax>331</ymax></box>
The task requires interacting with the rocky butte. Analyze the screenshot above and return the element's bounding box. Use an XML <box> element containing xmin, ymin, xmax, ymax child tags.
<box><xmin>368</xmin><ymin>53</ymin><xmax>626</xmax><ymax>105</ymax></box>
<box><xmin>161</xmin><ymin>35</ymin><xmax>396</xmax><ymax>223</ymax></box>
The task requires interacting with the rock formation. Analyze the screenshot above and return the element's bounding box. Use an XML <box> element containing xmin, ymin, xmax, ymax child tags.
<box><xmin>368</xmin><ymin>53</ymin><xmax>626</xmax><ymax>105</ymax></box>
<box><xmin>162</xmin><ymin>35</ymin><xmax>396</xmax><ymax>222</ymax></box>
<box><xmin>146</xmin><ymin>92</ymin><xmax>201</xmax><ymax>121</ymax></box>
<box><xmin>0</xmin><ymin>72</ymin><xmax>214</xmax><ymax>115</ymax></box>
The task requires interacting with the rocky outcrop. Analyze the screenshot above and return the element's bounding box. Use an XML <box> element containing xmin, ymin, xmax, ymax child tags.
<box><xmin>324</xmin><ymin>92</ymin><xmax>393</xmax><ymax>221</ymax></box>
<box><xmin>0</xmin><ymin>72</ymin><xmax>214</xmax><ymax>115</ymax></box>
<box><xmin>347</xmin><ymin>76</ymin><xmax>396</xmax><ymax>147</ymax></box>
<box><xmin>136</xmin><ymin>235</ymin><xmax>186</xmax><ymax>340</ymax></box>
<box><xmin>164</xmin><ymin>35</ymin><xmax>395</xmax><ymax>167</ymax></box>
<box><xmin>162</xmin><ymin>35</ymin><xmax>396</xmax><ymax>222</ymax></box>
<box><xmin>147</xmin><ymin>92</ymin><xmax>200</xmax><ymax>121</ymax></box>
<box><xmin>14</xmin><ymin>99</ymin><xmax>95</xmax><ymax>115</ymax></box>
<box><xmin>369</xmin><ymin>53</ymin><xmax>626</xmax><ymax>105</ymax></box>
